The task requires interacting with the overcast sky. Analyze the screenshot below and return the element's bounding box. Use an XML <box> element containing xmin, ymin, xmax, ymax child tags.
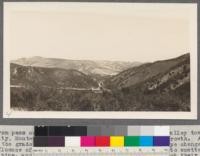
<box><xmin>4</xmin><ymin>2</ymin><xmax>197</xmax><ymax>62</ymax></box>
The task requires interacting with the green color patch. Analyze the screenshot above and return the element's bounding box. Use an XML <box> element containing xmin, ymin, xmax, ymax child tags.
<box><xmin>124</xmin><ymin>136</ymin><xmax>140</xmax><ymax>146</ymax></box>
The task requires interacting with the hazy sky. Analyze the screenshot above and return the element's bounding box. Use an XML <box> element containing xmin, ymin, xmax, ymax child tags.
<box><xmin>4</xmin><ymin>2</ymin><xmax>197</xmax><ymax>62</ymax></box>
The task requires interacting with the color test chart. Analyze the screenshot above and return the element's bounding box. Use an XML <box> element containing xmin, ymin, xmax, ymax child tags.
<box><xmin>33</xmin><ymin>126</ymin><xmax>170</xmax><ymax>155</ymax></box>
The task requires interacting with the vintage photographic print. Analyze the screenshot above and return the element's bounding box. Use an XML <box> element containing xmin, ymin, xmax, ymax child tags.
<box><xmin>3</xmin><ymin>2</ymin><xmax>197</xmax><ymax>119</ymax></box>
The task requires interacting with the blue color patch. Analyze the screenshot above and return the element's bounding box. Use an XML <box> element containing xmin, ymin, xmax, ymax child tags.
<box><xmin>139</xmin><ymin>136</ymin><xmax>153</xmax><ymax>146</ymax></box>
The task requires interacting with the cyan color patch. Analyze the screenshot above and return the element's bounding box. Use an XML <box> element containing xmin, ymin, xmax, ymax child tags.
<box><xmin>139</xmin><ymin>136</ymin><xmax>153</xmax><ymax>146</ymax></box>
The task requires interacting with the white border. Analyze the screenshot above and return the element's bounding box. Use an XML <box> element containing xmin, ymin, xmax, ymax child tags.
<box><xmin>3</xmin><ymin>2</ymin><xmax>198</xmax><ymax>119</ymax></box>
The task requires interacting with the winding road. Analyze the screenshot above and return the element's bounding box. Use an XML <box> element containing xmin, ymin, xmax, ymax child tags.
<box><xmin>10</xmin><ymin>81</ymin><xmax>108</xmax><ymax>93</ymax></box>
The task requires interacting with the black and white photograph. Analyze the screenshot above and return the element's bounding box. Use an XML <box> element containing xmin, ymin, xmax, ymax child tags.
<box><xmin>3</xmin><ymin>2</ymin><xmax>197</xmax><ymax>119</ymax></box>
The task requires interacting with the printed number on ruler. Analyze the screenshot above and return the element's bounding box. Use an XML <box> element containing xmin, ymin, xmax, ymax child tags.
<box><xmin>32</xmin><ymin>147</ymin><xmax>169</xmax><ymax>155</ymax></box>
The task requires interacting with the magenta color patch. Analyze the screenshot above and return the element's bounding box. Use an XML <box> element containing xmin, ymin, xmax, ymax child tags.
<box><xmin>81</xmin><ymin>136</ymin><xmax>95</xmax><ymax>147</ymax></box>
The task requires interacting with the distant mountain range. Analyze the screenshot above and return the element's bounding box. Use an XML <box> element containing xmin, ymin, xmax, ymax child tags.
<box><xmin>10</xmin><ymin>53</ymin><xmax>190</xmax><ymax>111</ymax></box>
<box><xmin>11</xmin><ymin>56</ymin><xmax>141</xmax><ymax>76</ymax></box>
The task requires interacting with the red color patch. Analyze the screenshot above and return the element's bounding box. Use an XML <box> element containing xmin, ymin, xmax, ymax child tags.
<box><xmin>95</xmin><ymin>136</ymin><xmax>110</xmax><ymax>146</ymax></box>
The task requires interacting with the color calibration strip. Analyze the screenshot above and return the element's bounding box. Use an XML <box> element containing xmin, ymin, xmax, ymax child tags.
<box><xmin>34</xmin><ymin>135</ymin><xmax>170</xmax><ymax>147</ymax></box>
<box><xmin>33</xmin><ymin>126</ymin><xmax>169</xmax><ymax>147</ymax></box>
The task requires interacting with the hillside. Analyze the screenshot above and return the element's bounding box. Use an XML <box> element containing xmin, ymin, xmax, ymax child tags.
<box><xmin>104</xmin><ymin>53</ymin><xmax>190</xmax><ymax>111</ymax></box>
<box><xmin>105</xmin><ymin>53</ymin><xmax>189</xmax><ymax>89</ymax></box>
<box><xmin>11</xmin><ymin>57</ymin><xmax>141</xmax><ymax>76</ymax></box>
<box><xmin>11</xmin><ymin>63</ymin><xmax>98</xmax><ymax>89</ymax></box>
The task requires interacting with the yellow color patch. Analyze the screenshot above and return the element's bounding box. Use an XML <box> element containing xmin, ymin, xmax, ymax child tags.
<box><xmin>110</xmin><ymin>136</ymin><xmax>124</xmax><ymax>147</ymax></box>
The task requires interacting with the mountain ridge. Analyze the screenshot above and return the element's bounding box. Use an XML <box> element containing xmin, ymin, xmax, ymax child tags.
<box><xmin>11</xmin><ymin>56</ymin><xmax>141</xmax><ymax>76</ymax></box>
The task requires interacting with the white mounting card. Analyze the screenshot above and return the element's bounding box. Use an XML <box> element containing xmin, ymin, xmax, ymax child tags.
<box><xmin>3</xmin><ymin>2</ymin><xmax>197</xmax><ymax>119</ymax></box>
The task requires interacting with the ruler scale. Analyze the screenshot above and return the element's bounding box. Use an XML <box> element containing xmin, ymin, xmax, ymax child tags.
<box><xmin>33</xmin><ymin>147</ymin><xmax>169</xmax><ymax>155</ymax></box>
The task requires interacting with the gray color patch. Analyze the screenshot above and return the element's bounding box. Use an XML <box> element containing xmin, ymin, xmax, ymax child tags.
<box><xmin>87</xmin><ymin>126</ymin><xmax>101</xmax><ymax>136</ymax></box>
<box><xmin>100</xmin><ymin>126</ymin><xmax>115</xmax><ymax>136</ymax></box>
<box><xmin>114</xmin><ymin>126</ymin><xmax>127</xmax><ymax>136</ymax></box>
<box><xmin>140</xmin><ymin>126</ymin><xmax>154</xmax><ymax>136</ymax></box>
<box><xmin>127</xmin><ymin>126</ymin><xmax>141</xmax><ymax>136</ymax></box>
